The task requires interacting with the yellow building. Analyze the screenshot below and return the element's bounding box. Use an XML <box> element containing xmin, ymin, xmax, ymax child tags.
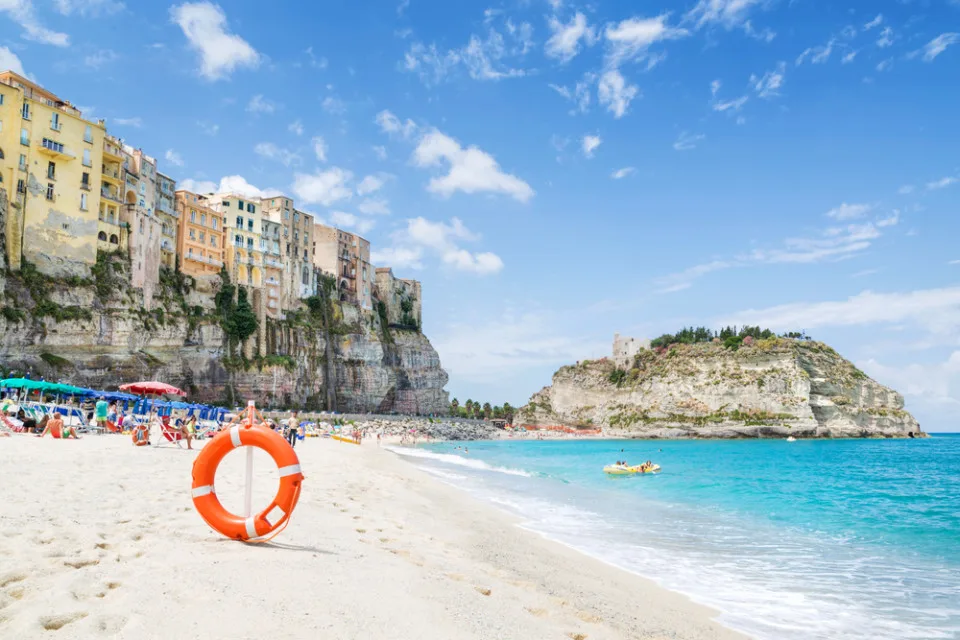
<box><xmin>0</xmin><ymin>71</ymin><xmax>106</xmax><ymax>276</ymax></box>
<box><xmin>209</xmin><ymin>193</ymin><xmax>264</xmax><ymax>289</ymax></box>
<box><xmin>174</xmin><ymin>190</ymin><xmax>225</xmax><ymax>277</ymax></box>
<box><xmin>97</xmin><ymin>135</ymin><xmax>126</xmax><ymax>253</ymax></box>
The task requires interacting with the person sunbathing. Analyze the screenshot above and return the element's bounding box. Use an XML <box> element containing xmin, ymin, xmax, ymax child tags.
<box><xmin>37</xmin><ymin>411</ymin><xmax>80</xmax><ymax>439</ymax></box>
<box><xmin>181</xmin><ymin>415</ymin><xmax>197</xmax><ymax>450</ymax></box>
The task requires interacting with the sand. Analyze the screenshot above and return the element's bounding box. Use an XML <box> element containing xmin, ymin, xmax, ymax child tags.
<box><xmin>0</xmin><ymin>434</ymin><xmax>745</xmax><ymax>640</ymax></box>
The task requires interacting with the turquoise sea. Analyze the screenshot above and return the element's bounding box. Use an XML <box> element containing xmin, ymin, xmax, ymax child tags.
<box><xmin>389</xmin><ymin>435</ymin><xmax>960</xmax><ymax>640</ymax></box>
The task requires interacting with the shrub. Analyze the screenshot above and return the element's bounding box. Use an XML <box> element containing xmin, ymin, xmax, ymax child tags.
<box><xmin>608</xmin><ymin>368</ymin><xmax>628</xmax><ymax>387</ymax></box>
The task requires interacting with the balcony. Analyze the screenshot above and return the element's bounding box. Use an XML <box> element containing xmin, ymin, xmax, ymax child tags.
<box><xmin>161</xmin><ymin>240</ymin><xmax>174</xmax><ymax>253</ymax></box>
<box><xmin>102</xmin><ymin>143</ymin><xmax>123</xmax><ymax>162</ymax></box>
<box><xmin>268</xmin><ymin>288</ymin><xmax>279</xmax><ymax>299</ymax></box>
<box><xmin>101</xmin><ymin>186</ymin><xmax>121</xmax><ymax>203</ymax></box>
<box><xmin>265</xmin><ymin>257</ymin><xmax>283</xmax><ymax>269</ymax></box>
<box><xmin>186</xmin><ymin>254</ymin><xmax>223</xmax><ymax>267</ymax></box>
<box><xmin>37</xmin><ymin>138</ymin><xmax>74</xmax><ymax>159</ymax></box>
<box><xmin>162</xmin><ymin>226</ymin><xmax>175</xmax><ymax>237</ymax></box>
<box><xmin>99</xmin><ymin>213</ymin><xmax>119</xmax><ymax>225</ymax></box>
<box><xmin>101</xmin><ymin>165</ymin><xmax>122</xmax><ymax>185</ymax></box>
<box><xmin>341</xmin><ymin>271</ymin><xmax>356</xmax><ymax>279</ymax></box>
<box><xmin>266</xmin><ymin>277</ymin><xmax>280</xmax><ymax>286</ymax></box>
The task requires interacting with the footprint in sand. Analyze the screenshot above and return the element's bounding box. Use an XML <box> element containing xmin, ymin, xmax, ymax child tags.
<box><xmin>475</xmin><ymin>587</ymin><xmax>492</xmax><ymax>596</ymax></box>
<box><xmin>39</xmin><ymin>611</ymin><xmax>88</xmax><ymax>630</ymax></box>
<box><xmin>95</xmin><ymin>543</ymin><xmax>111</xmax><ymax>550</ymax></box>
<box><xmin>64</xmin><ymin>559</ymin><xmax>99</xmax><ymax>570</ymax></box>
<box><xmin>525</xmin><ymin>607</ymin><xmax>549</xmax><ymax>618</ymax></box>
<box><xmin>7</xmin><ymin>586</ymin><xmax>26</xmax><ymax>600</ymax></box>
<box><xmin>0</xmin><ymin>573</ymin><xmax>27</xmax><ymax>589</ymax></box>
<box><xmin>567</xmin><ymin>634</ymin><xmax>588</xmax><ymax>640</ymax></box>
<box><xmin>576</xmin><ymin>612</ymin><xmax>603</xmax><ymax>624</ymax></box>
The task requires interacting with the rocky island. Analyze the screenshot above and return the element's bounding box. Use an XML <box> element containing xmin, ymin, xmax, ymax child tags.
<box><xmin>514</xmin><ymin>330</ymin><xmax>923</xmax><ymax>439</ymax></box>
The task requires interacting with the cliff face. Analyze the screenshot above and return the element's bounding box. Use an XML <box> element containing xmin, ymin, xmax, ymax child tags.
<box><xmin>0</xmin><ymin>257</ymin><xmax>449</xmax><ymax>414</ymax></box>
<box><xmin>515</xmin><ymin>339</ymin><xmax>922</xmax><ymax>438</ymax></box>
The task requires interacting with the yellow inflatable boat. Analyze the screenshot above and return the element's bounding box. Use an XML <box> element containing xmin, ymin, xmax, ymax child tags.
<box><xmin>603</xmin><ymin>464</ymin><xmax>661</xmax><ymax>475</ymax></box>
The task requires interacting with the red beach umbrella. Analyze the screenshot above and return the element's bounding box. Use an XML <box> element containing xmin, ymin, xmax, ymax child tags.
<box><xmin>119</xmin><ymin>381</ymin><xmax>187</xmax><ymax>397</ymax></box>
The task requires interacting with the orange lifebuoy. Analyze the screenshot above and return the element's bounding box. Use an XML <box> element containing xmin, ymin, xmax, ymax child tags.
<box><xmin>132</xmin><ymin>424</ymin><xmax>149</xmax><ymax>446</ymax></box>
<box><xmin>191</xmin><ymin>424</ymin><xmax>303</xmax><ymax>541</ymax></box>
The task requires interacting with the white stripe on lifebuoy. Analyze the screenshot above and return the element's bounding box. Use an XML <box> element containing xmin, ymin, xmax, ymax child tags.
<box><xmin>230</xmin><ymin>426</ymin><xmax>242</xmax><ymax>448</ymax></box>
<box><xmin>191</xmin><ymin>485</ymin><xmax>214</xmax><ymax>498</ymax></box>
<box><xmin>277</xmin><ymin>464</ymin><xmax>301</xmax><ymax>477</ymax></box>
<box><xmin>244</xmin><ymin>517</ymin><xmax>257</xmax><ymax>539</ymax></box>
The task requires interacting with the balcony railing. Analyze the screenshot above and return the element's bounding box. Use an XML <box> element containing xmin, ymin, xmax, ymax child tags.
<box><xmin>265</xmin><ymin>258</ymin><xmax>283</xmax><ymax>269</ymax></box>
<box><xmin>98</xmin><ymin>214</ymin><xmax>119</xmax><ymax>225</ymax></box>
<box><xmin>186</xmin><ymin>254</ymin><xmax>223</xmax><ymax>267</ymax></box>
<box><xmin>101</xmin><ymin>187</ymin><xmax>121</xmax><ymax>203</ymax></box>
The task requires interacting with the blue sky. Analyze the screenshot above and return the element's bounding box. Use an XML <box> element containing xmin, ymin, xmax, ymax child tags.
<box><xmin>2</xmin><ymin>0</ymin><xmax>958</xmax><ymax>430</ymax></box>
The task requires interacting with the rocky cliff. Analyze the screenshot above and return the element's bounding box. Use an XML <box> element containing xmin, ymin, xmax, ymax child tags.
<box><xmin>0</xmin><ymin>252</ymin><xmax>449</xmax><ymax>414</ymax></box>
<box><xmin>515</xmin><ymin>339</ymin><xmax>922</xmax><ymax>438</ymax></box>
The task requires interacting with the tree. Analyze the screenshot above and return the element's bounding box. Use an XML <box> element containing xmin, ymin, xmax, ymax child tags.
<box><xmin>482</xmin><ymin>402</ymin><xmax>492</xmax><ymax>419</ymax></box>
<box><xmin>502</xmin><ymin>403</ymin><xmax>515</xmax><ymax>423</ymax></box>
<box><xmin>451</xmin><ymin>398</ymin><xmax>459</xmax><ymax>412</ymax></box>
<box><xmin>232</xmin><ymin>287</ymin><xmax>258</xmax><ymax>343</ymax></box>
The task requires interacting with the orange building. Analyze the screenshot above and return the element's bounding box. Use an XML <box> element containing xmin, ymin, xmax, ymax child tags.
<box><xmin>174</xmin><ymin>190</ymin><xmax>225</xmax><ymax>277</ymax></box>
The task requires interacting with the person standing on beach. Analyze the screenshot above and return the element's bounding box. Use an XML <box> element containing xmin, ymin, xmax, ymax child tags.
<box><xmin>95</xmin><ymin>396</ymin><xmax>109</xmax><ymax>430</ymax></box>
<box><xmin>285</xmin><ymin>412</ymin><xmax>299</xmax><ymax>448</ymax></box>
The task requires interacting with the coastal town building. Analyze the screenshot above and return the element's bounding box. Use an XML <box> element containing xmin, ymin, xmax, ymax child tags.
<box><xmin>260</xmin><ymin>196</ymin><xmax>315</xmax><ymax>309</ymax></box>
<box><xmin>174</xmin><ymin>190</ymin><xmax>225</xmax><ymax>278</ymax></box>
<box><xmin>374</xmin><ymin>268</ymin><xmax>422</xmax><ymax>329</ymax></box>
<box><xmin>0</xmin><ymin>71</ymin><xmax>107</xmax><ymax>276</ymax></box>
<box><xmin>121</xmin><ymin>148</ymin><xmax>161</xmax><ymax>307</ymax></box>
<box><xmin>98</xmin><ymin>135</ymin><xmax>125</xmax><ymax>254</ymax></box>
<box><xmin>209</xmin><ymin>193</ymin><xmax>263</xmax><ymax>289</ymax></box>
<box><xmin>612</xmin><ymin>334</ymin><xmax>651</xmax><ymax>367</ymax></box>
<box><xmin>155</xmin><ymin>172</ymin><xmax>177</xmax><ymax>269</ymax></box>
<box><xmin>260</xmin><ymin>213</ymin><xmax>283</xmax><ymax>318</ymax></box>
<box><xmin>314</xmin><ymin>224</ymin><xmax>373</xmax><ymax>310</ymax></box>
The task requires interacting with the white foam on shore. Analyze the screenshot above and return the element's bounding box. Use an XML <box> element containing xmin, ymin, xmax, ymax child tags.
<box><xmin>385</xmin><ymin>446</ymin><xmax>534</xmax><ymax>477</ymax></box>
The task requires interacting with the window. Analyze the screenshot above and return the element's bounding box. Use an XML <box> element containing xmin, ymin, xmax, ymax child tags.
<box><xmin>246</xmin><ymin>238</ymin><xmax>253</xmax><ymax>249</ymax></box>
<box><xmin>201</xmin><ymin>213</ymin><xmax>206</xmax><ymax>226</ymax></box>
<box><xmin>199</xmin><ymin>231</ymin><xmax>205</xmax><ymax>241</ymax></box>
<box><xmin>80</xmin><ymin>193</ymin><xmax>88</xmax><ymax>211</ymax></box>
<box><xmin>51</xmin><ymin>113</ymin><xmax>60</xmax><ymax>130</ymax></box>
<box><xmin>236</xmin><ymin>216</ymin><xmax>243</xmax><ymax>228</ymax></box>
<box><xmin>248</xmin><ymin>203</ymin><xmax>255</xmax><ymax>213</ymax></box>
<box><xmin>81</xmin><ymin>172</ymin><xmax>90</xmax><ymax>189</ymax></box>
<box><xmin>247</xmin><ymin>219</ymin><xmax>253</xmax><ymax>231</ymax></box>
<box><xmin>294</xmin><ymin>212</ymin><xmax>299</xmax><ymax>222</ymax></box>
<box><xmin>21</xmin><ymin>102</ymin><xmax>29</xmax><ymax>119</ymax></box>
<box><xmin>235</xmin><ymin>234</ymin><xmax>242</xmax><ymax>245</ymax></box>
<box><xmin>46</xmin><ymin>183</ymin><xmax>54</xmax><ymax>201</ymax></box>
<box><xmin>188</xmin><ymin>247</ymin><xmax>193</xmax><ymax>256</ymax></box>
<box><xmin>84</xmin><ymin>125</ymin><xmax>92</xmax><ymax>143</ymax></box>
<box><xmin>238</xmin><ymin>200</ymin><xmax>244</xmax><ymax>209</ymax></box>
<box><xmin>189</xmin><ymin>229</ymin><xmax>195</xmax><ymax>239</ymax></box>
<box><xmin>82</xmin><ymin>149</ymin><xmax>91</xmax><ymax>167</ymax></box>
<box><xmin>221</xmin><ymin>200</ymin><xmax>230</xmax><ymax>208</ymax></box>
<box><xmin>18</xmin><ymin>154</ymin><xmax>26</xmax><ymax>170</ymax></box>
<box><xmin>17</xmin><ymin>179</ymin><xmax>25</xmax><ymax>194</ymax></box>
<box><xmin>283</xmin><ymin>210</ymin><xmax>289</xmax><ymax>219</ymax></box>
<box><xmin>211</xmin><ymin>236</ymin><xmax>217</xmax><ymax>247</ymax></box>
<box><xmin>213</xmin><ymin>218</ymin><xmax>218</xmax><ymax>230</ymax></box>
<box><xmin>20</xmin><ymin>128</ymin><xmax>28</xmax><ymax>145</ymax></box>
<box><xmin>190</xmin><ymin>209</ymin><xmax>196</xmax><ymax>222</ymax></box>
<box><xmin>0</xmin><ymin>94</ymin><xmax>3</xmax><ymax>105</ymax></box>
<box><xmin>47</xmin><ymin>161</ymin><xmax>55</xmax><ymax>179</ymax></box>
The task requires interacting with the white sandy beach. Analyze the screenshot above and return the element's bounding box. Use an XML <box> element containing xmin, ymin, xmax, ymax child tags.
<box><xmin>0</xmin><ymin>434</ymin><xmax>745</xmax><ymax>640</ymax></box>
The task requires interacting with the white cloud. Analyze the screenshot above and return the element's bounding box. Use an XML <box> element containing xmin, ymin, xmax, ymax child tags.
<box><xmin>549</xmin><ymin>73</ymin><xmax>595</xmax><ymax>115</ymax></box>
<box><xmin>927</xmin><ymin>176</ymin><xmax>958</xmax><ymax>190</ymax></box>
<box><xmin>246</xmin><ymin>94</ymin><xmax>276</xmax><ymax>114</ymax></box>
<box><xmin>357</xmin><ymin>198</ymin><xmax>391</xmax><ymax>215</ymax></box>
<box><xmin>218</xmin><ymin>175</ymin><xmax>282</xmax><ymax>199</ymax></box>
<box><xmin>673</xmin><ymin>131</ymin><xmax>705</xmax><ymax>151</ymax></box>
<box><xmin>372</xmin><ymin>145</ymin><xmax>388</xmax><ymax>161</ymax></box>
<box><xmin>292</xmin><ymin>167</ymin><xmax>354</xmax><ymax>206</ymax></box>
<box><xmin>288</xmin><ymin>119</ymin><xmax>304</xmax><ymax>136</ymax></box>
<box><xmin>112</xmin><ymin>116</ymin><xmax>141</xmax><ymax>127</ymax></box>
<box><xmin>597</xmin><ymin>68</ymin><xmax>639</xmax><ymax>119</ymax></box>
<box><xmin>312</xmin><ymin>136</ymin><xmax>327</xmax><ymax>162</ymax></box>
<box><xmin>710</xmin><ymin>79</ymin><xmax>721</xmax><ymax>96</ymax></box>
<box><xmin>329</xmin><ymin>211</ymin><xmax>376</xmax><ymax>235</ymax></box>
<box><xmin>826</xmin><ymin>202</ymin><xmax>872</xmax><ymax>220</ymax></box>
<box><xmin>656</xmin><ymin>214</ymin><xmax>899</xmax><ymax>292</ymax></box>
<box><xmin>949</xmin><ymin>260</ymin><xmax>960</xmax><ymax>266</ymax></box>
<box><xmin>55</xmin><ymin>0</ymin><xmax>123</xmax><ymax>15</ymax></box>
<box><xmin>796</xmin><ymin>39</ymin><xmax>835</xmax><ymax>65</ymax></box>
<box><xmin>611</xmin><ymin>167</ymin><xmax>635</xmax><ymax>179</ymax></box>
<box><xmin>863</xmin><ymin>14</ymin><xmax>883</xmax><ymax>31</ymax></box>
<box><xmin>876</xmin><ymin>58</ymin><xmax>893</xmax><ymax>72</ymax></box>
<box><xmin>684</xmin><ymin>0</ymin><xmax>764</xmax><ymax>30</ymax></box>
<box><xmin>918</xmin><ymin>33</ymin><xmax>959</xmax><ymax>62</ymax></box>
<box><xmin>304</xmin><ymin>46</ymin><xmax>327</xmax><ymax>69</ymax></box>
<box><xmin>841</xmin><ymin>50</ymin><xmax>857</xmax><ymax>64</ymax></box>
<box><xmin>178</xmin><ymin>178</ymin><xmax>218</xmax><ymax>194</ymax></box>
<box><xmin>321</xmin><ymin>95</ymin><xmax>346</xmax><ymax>114</ymax></box>
<box><xmin>712</xmin><ymin>95</ymin><xmax>748</xmax><ymax>112</ymax></box>
<box><xmin>876</xmin><ymin>26</ymin><xmax>894</xmax><ymax>49</ymax></box>
<box><xmin>254</xmin><ymin>142</ymin><xmax>301</xmax><ymax>167</ymax></box>
<box><xmin>412</xmin><ymin>129</ymin><xmax>534</xmax><ymax>202</ymax></box>
<box><xmin>83</xmin><ymin>49</ymin><xmax>117</xmax><ymax>69</ymax></box>
<box><xmin>164</xmin><ymin>149</ymin><xmax>184</xmax><ymax>167</ymax></box>
<box><xmin>0</xmin><ymin>45</ymin><xmax>25</xmax><ymax>75</ymax></box>
<box><xmin>750</xmin><ymin>62</ymin><xmax>786</xmax><ymax>99</ymax></box>
<box><xmin>604</xmin><ymin>14</ymin><xmax>688</xmax><ymax>68</ymax></box>
<box><xmin>402</xmin><ymin>22</ymin><xmax>532</xmax><ymax>85</ymax></box>
<box><xmin>433</xmin><ymin>311</ymin><xmax>607</xmax><ymax>383</ymax></box>
<box><xmin>375</xmin><ymin>109</ymin><xmax>417</xmax><ymax>139</ymax></box>
<box><xmin>356</xmin><ymin>175</ymin><xmax>385</xmax><ymax>196</ymax></box>
<box><xmin>370</xmin><ymin>246</ymin><xmax>424</xmax><ymax>270</ymax></box>
<box><xmin>380</xmin><ymin>217</ymin><xmax>503</xmax><ymax>275</ymax></box>
<box><xmin>170</xmin><ymin>2</ymin><xmax>260</xmax><ymax>80</ymax></box>
<box><xmin>545</xmin><ymin>11</ymin><xmax>596</xmax><ymax>63</ymax></box>
<box><xmin>581</xmin><ymin>134</ymin><xmax>602</xmax><ymax>158</ymax></box>
<box><xmin>0</xmin><ymin>0</ymin><xmax>69</xmax><ymax>46</ymax></box>
<box><xmin>898</xmin><ymin>185</ymin><xmax>915</xmax><ymax>195</ymax></box>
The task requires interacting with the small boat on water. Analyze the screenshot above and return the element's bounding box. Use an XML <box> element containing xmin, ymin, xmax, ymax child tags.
<box><xmin>603</xmin><ymin>463</ymin><xmax>660</xmax><ymax>475</ymax></box>
<box><xmin>787</xmin><ymin>436</ymin><xmax>797</xmax><ymax>442</ymax></box>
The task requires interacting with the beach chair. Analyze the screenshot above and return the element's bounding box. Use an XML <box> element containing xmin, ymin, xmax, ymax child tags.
<box><xmin>153</xmin><ymin>416</ymin><xmax>183</xmax><ymax>448</ymax></box>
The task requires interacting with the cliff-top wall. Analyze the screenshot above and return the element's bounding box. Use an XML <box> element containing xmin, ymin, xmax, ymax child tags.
<box><xmin>515</xmin><ymin>339</ymin><xmax>922</xmax><ymax>438</ymax></box>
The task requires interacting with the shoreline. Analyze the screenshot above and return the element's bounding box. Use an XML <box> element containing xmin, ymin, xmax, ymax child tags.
<box><xmin>1</xmin><ymin>434</ymin><xmax>744</xmax><ymax>639</ymax></box>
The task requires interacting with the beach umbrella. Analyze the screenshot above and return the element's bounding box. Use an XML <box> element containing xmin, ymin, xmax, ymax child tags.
<box><xmin>119</xmin><ymin>381</ymin><xmax>187</xmax><ymax>397</ymax></box>
<box><xmin>1</xmin><ymin>377</ymin><xmax>49</xmax><ymax>391</ymax></box>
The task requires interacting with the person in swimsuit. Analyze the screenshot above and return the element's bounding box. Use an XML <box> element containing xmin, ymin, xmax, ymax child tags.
<box><xmin>37</xmin><ymin>411</ymin><xmax>79</xmax><ymax>438</ymax></box>
<box><xmin>181</xmin><ymin>414</ymin><xmax>197</xmax><ymax>450</ymax></box>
